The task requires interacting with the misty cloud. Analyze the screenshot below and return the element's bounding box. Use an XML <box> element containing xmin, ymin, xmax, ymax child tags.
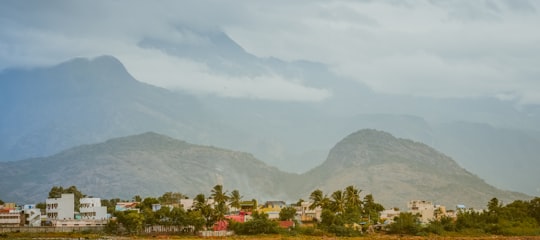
<box><xmin>1</xmin><ymin>0</ymin><xmax>539</xmax><ymax>103</ymax></box>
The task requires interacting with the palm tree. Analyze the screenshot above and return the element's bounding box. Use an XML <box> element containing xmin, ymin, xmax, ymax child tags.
<box><xmin>211</xmin><ymin>185</ymin><xmax>229</xmax><ymax>205</ymax></box>
<box><xmin>309</xmin><ymin>189</ymin><xmax>329</xmax><ymax>210</ymax></box>
<box><xmin>211</xmin><ymin>185</ymin><xmax>229</xmax><ymax>221</ymax></box>
<box><xmin>193</xmin><ymin>194</ymin><xmax>208</xmax><ymax>212</ymax></box>
<box><xmin>330</xmin><ymin>190</ymin><xmax>346</xmax><ymax>214</ymax></box>
<box><xmin>193</xmin><ymin>193</ymin><xmax>212</xmax><ymax>228</ymax></box>
<box><xmin>345</xmin><ymin>185</ymin><xmax>362</xmax><ymax>210</ymax></box>
<box><xmin>229</xmin><ymin>189</ymin><xmax>242</xmax><ymax>213</ymax></box>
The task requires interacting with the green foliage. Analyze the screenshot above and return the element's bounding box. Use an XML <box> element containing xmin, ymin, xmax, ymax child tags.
<box><xmin>279</xmin><ymin>206</ymin><xmax>297</xmax><ymax>221</ymax></box>
<box><xmin>159</xmin><ymin>192</ymin><xmax>185</xmax><ymax>205</ymax></box>
<box><xmin>229</xmin><ymin>189</ymin><xmax>242</xmax><ymax>212</ymax></box>
<box><xmin>0</xmin><ymin>199</ymin><xmax>4</xmax><ymax>205</ymax></box>
<box><xmin>115</xmin><ymin>210</ymin><xmax>144</xmax><ymax>234</ymax></box>
<box><xmin>139</xmin><ymin>197</ymin><xmax>159</xmax><ymax>211</ymax></box>
<box><xmin>35</xmin><ymin>202</ymin><xmax>46</xmax><ymax>210</ymax></box>
<box><xmin>48</xmin><ymin>185</ymin><xmax>85</xmax><ymax>211</ymax></box>
<box><xmin>229</xmin><ymin>211</ymin><xmax>279</xmax><ymax>235</ymax></box>
<box><xmin>388</xmin><ymin>212</ymin><xmax>420</xmax><ymax>235</ymax></box>
<box><xmin>211</xmin><ymin>184</ymin><xmax>229</xmax><ymax>221</ymax></box>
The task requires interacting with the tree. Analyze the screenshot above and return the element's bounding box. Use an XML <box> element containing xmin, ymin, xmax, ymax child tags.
<box><xmin>388</xmin><ymin>212</ymin><xmax>420</xmax><ymax>235</ymax></box>
<box><xmin>309</xmin><ymin>189</ymin><xmax>329</xmax><ymax>210</ymax></box>
<box><xmin>529</xmin><ymin>197</ymin><xmax>540</xmax><ymax>224</ymax></box>
<box><xmin>159</xmin><ymin>192</ymin><xmax>185</xmax><ymax>205</ymax></box>
<box><xmin>279</xmin><ymin>206</ymin><xmax>297</xmax><ymax>221</ymax></box>
<box><xmin>229</xmin><ymin>189</ymin><xmax>242</xmax><ymax>212</ymax></box>
<box><xmin>35</xmin><ymin>202</ymin><xmax>46</xmax><ymax>210</ymax></box>
<box><xmin>193</xmin><ymin>193</ymin><xmax>212</xmax><ymax>228</ymax></box>
<box><xmin>330</xmin><ymin>190</ymin><xmax>346</xmax><ymax>214</ymax></box>
<box><xmin>344</xmin><ymin>185</ymin><xmax>362</xmax><ymax>210</ymax></box>
<box><xmin>363</xmin><ymin>194</ymin><xmax>384</xmax><ymax>224</ymax></box>
<box><xmin>48</xmin><ymin>185</ymin><xmax>85</xmax><ymax>211</ymax></box>
<box><xmin>133</xmin><ymin>195</ymin><xmax>142</xmax><ymax>202</ymax></box>
<box><xmin>140</xmin><ymin>197</ymin><xmax>159</xmax><ymax>211</ymax></box>
<box><xmin>116</xmin><ymin>210</ymin><xmax>144</xmax><ymax>234</ymax></box>
<box><xmin>0</xmin><ymin>199</ymin><xmax>4</xmax><ymax>205</ymax></box>
<box><xmin>211</xmin><ymin>185</ymin><xmax>229</xmax><ymax>221</ymax></box>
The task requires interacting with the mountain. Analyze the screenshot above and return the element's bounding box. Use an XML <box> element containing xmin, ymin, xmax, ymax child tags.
<box><xmin>0</xmin><ymin>55</ymin><xmax>222</xmax><ymax>161</ymax></box>
<box><xmin>0</xmin><ymin>130</ymin><xmax>530</xmax><ymax>210</ymax></box>
<box><xmin>0</xmin><ymin>132</ymin><xmax>298</xmax><ymax>203</ymax></box>
<box><xmin>1</xmin><ymin>52</ymin><xmax>540</xmax><ymax>196</ymax></box>
<box><xmin>301</xmin><ymin>129</ymin><xmax>530</xmax><ymax>209</ymax></box>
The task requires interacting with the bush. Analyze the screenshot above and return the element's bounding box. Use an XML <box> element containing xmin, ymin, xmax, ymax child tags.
<box><xmin>387</xmin><ymin>212</ymin><xmax>420</xmax><ymax>235</ymax></box>
<box><xmin>228</xmin><ymin>211</ymin><xmax>280</xmax><ymax>235</ymax></box>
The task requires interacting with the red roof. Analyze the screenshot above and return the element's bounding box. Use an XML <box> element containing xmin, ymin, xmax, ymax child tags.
<box><xmin>279</xmin><ymin>220</ymin><xmax>295</xmax><ymax>229</ymax></box>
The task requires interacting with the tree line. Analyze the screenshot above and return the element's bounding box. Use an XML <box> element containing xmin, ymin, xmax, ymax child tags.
<box><xmin>21</xmin><ymin>185</ymin><xmax>540</xmax><ymax>236</ymax></box>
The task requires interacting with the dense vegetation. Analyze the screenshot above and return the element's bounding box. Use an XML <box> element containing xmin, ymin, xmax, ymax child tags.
<box><xmin>388</xmin><ymin>197</ymin><xmax>540</xmax><ymax>236</ymax></box>
<box><xmin>15</xmin><ymin>185</ymin><xmax>539</xmax><ymax>237</ymax></box>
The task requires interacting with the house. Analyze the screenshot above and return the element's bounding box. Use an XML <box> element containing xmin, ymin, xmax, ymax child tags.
<box><xmin>22</xmin><ymin>204</ymin><xmax>41</xmax><ymax>226</ymax></box>
<box><xmin>115</xmin><ymin>202</ymin><xmax>140</xmax><ymax>212</ymax></box>
<box><xmin>259</xmin><ymin>201</ymin><xmax>287</xmax><ymax>220</ymax></box>
<box><xmin>295</xmin><ymin>201</ymin><xmax>321</xmax><ymax>222</ymax></box>
<box><xmin>379</xmin><ymin>208</ymin><xmax>401</xmax><ymax>224</ymax></box>
<box><xmin>46</xmin><ymin>193</ymin><xmax>75</xmax><ymax>220</ymax></box>
<box><xmin>407</xmin><ymin>200</ymin><xmax>446</xmax><ymax>224</ymax></box>
<box><xmin>79</xmin><ymin>197</ymin><xmax>107</xmax><ymax>220</ymax></box>
<box><xmin>0</xmin><ymin>207</ymin><xmax>23</xmax><ymax>227</ymax></box>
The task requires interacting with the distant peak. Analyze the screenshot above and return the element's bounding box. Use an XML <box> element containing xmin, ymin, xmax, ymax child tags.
<box><xmin>344</xmin><ymin>129</ymin><xmax>396</xmax><ymax>143</ymax></box>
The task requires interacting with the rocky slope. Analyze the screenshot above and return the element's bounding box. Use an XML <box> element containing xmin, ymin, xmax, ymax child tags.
<box><xmin>0</xmin><ymin>132</ymin><xmax>298</xmax><ymax>203</ymax></box>
<box><xmin>301</xmin><ymin>129</ymin><xmax>530</xmax><ymax>209</ymax></box>
<box><xmin>0</xmin><ymin>130</ymin><xmax>530</xmax><ymax>210</ymax></box>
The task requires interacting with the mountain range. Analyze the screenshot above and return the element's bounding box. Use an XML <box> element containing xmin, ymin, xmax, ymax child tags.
<box><xmin>0</xmin><ymin>130</ymin><xmax>529</xmax><ymax>210</ymax></box>
<box><xmin>1</xmin><ymin>28</ymin><xmax>539</xmax><ymax>196</ymax></box>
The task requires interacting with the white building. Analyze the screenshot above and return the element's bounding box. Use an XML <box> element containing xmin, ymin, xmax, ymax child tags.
<box><xmin>79</xmin><ymin>197</ymin><xmax>107</xmax><ymax>220</ymax></box>
<box><xmin>0</xmin><ymin>210</ymin><xmax>22</xmax><ymax>227</ymax></box>
<box><xmin>23</xmin><ymin>204</ymin><xmax>41</xmax><ymax>226</ymax></box>
<box><xmin>46</xmin><ymin>193</ymin><xmax>75</xmax><ymax>220</ymax></box>
<box><xmin>380</xmin><ymin>208</ymin><xmax>401</xmax><ymax>224</ymax></box>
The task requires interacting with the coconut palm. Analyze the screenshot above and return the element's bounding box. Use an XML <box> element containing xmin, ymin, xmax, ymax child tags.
<box><xmin>345</xmin><ymin>185</ymin><xmax>362</xmax><ymax>210</ymax></box>
<box><xmin>309</xmin><ymin>189</ymin><xmax>329</xmax><ymax>210</ymax></box>
<box><xmin>229</xmin><ymin>189</ymin><xmax>242</xmax><ymax>213</ymax></box>
<box><xmin>330</xmin><ymin>190</ymin><xmax>346</xmax><ymax>214</ymax></box>
<box><xmin>211</xmin><ymin>185</ymin><xmax>229</xmax><ymax>221</ymax></box>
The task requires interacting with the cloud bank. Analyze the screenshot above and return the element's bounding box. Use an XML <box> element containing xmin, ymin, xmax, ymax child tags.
<box><xmin>0</xmin><ymin>0</ymin><xmax>539</xmax><ymax>103</ymax></box>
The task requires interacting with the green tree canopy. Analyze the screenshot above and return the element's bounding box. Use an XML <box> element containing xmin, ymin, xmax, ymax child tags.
<box><xmin>279</xmin><ymin>206</ymin><xmax>297</xmax><ymax>221</ymax></box>
<box><xmin>229</xmin><ymin>189</ymin><xmax>242</xmax><ymax>212</ymax></box>
<box><xmin>48</xmin><ymin>185</ymin><xmax>85</xmax><ymax>211</ymax></box>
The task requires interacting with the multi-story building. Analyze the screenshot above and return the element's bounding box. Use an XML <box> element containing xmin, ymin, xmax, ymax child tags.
<box><xmin>0</xmin><ymin>210</ymin><xmax>23</xmax><ymax>227</ymax></box>
<box><xmin>22</xmin><ymin>204</ymin><xmax>41</xmax><ymax>226</ymax></box>
<box><xmin>295</xmin><ymin>201</ymin><xmax>322</xmax><ymax>222</ymax></box>
<box><xmin>259</xmin><ymin>201</ymin><xmax>287</xmax><ymax>220</ymax></box>
<box><xmin>407</xmin><ymin>200</ymin><xmax>444</xmax><ymax>224</ymax></box>
<box><xmin>46</xmin><ymin>193</ymin><xmax>75</xmax><ymax>220</ymax></box>
<box><xmin>79</xmin><ymin>197</ymin><xmax>107</xmax><ymax>220</ymax></box>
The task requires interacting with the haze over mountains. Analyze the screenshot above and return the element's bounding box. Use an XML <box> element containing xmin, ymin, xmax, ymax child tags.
<box><xmin>1</xmin><ymin>28</ymin><xmax>539</xmax><ymax>197</ymax></box>
<box><xmin>0</xmin><ymin>130</ymin><xmax>529</xmax><ymax>210</ymax></box>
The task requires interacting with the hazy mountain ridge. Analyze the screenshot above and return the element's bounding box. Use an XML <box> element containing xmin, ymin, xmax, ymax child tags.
<box><xmin>301</xmin><ymin>129</ymin><xmax>530</xmax><ymax>209</ymax></box>
<box><xmin>0</xmin><ymin>130</ymin><xmax>530</xmax><ymax>210</ymax></box>
<box><xmin>0</xmin><ymin>132</ymin><xmax>299</xmax><ymax>203</ymax></box>
<box><xmin>0</xmin><ymin>55</ymin><xmax>218</xmax><ymax>161</ymax></box>
<box><xmin>1</xmin><ymin>52</ymin><xmax>540</xmax><ymax>195</ymax></box>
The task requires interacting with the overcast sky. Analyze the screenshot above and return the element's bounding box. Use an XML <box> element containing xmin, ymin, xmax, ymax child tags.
<box><xmin>1</xmin><ymin>0</ymin><xmax>539</xmax><ymax>103</ymax></box>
